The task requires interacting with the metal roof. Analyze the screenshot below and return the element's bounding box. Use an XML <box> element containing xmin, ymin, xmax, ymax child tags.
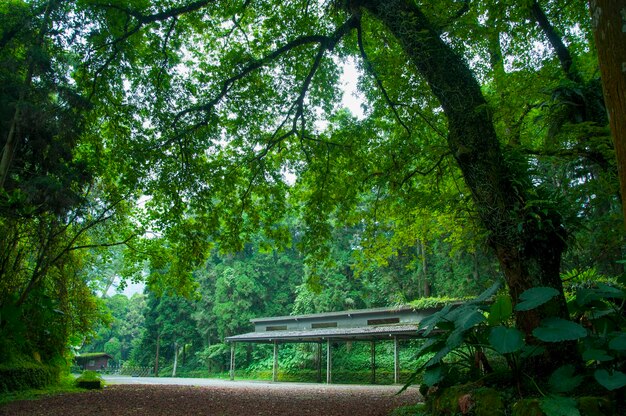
<box><xmin>226</xmin><ymin>323</ymin><xmax>423</xmax><ymax>343</ymax></box>
<box><xmin>250</xmin><ymin>305</ymin><xmax>422</xmax><ymax>323</ymax></box>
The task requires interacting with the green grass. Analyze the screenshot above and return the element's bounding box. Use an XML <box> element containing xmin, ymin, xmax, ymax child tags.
<box><xmin>389</xmin><ymin>403</ymin><xmax>427</xmax><ymax>416</ymax></box>
<box><xmin>0</xmin><ymin>375</ymin><xmax>87</xmax><ymax>406</ymax></box>
<box><xmin>75</xmin><ymin>370</ymin><xmax>103</xmax><ymax>382</ymax></box>
<box><xmin>75</xmin><ymin>370</ymin><xmax>104</xmax><ymax>389</ymax></box>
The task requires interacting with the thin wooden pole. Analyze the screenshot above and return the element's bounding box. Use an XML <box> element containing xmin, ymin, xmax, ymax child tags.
<box><xmin>229</xmin><ymin>343</ymin><xmax>235</xmax><ymax>381</ymax></box>
<box><xmin>394</xmin><ymin>336</ymin><xmax>399</xmax><ymax>384</ymax></box>
<box><xmin>370</xmin><ymin>341</ymin><xmax>376</xmax><ymax>384</ymax></box>
<box><xmin>326</xmin><ymin>339</ymin><xmax>332</xmax><ymax>384</ymax></box>
<box><xmin>273</xmin><ymin>341</ymin><xmax>278</xmax><ymax>382</ymax></box>
<box><xmin>316</xmin><ymin>342</ymin><xmax>322</xmax><ymax>383</ymax></box>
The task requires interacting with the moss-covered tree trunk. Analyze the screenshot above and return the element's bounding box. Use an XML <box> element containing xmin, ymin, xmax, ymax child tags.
<box><xmin>354</xmin><ymin>0</ymin><xmax>572</xmax><ymax>374</ymax></box>
<box><xmin>588</xmin><ymin>0</ymin><xmax>626</xmax><ymax>225</ymax></box>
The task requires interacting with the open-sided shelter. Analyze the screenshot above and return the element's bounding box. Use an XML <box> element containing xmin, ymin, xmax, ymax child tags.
<box><xmin>226</xmin><ymin>305</ymin><xmax>439</xmax><ymax>384</ymax></box>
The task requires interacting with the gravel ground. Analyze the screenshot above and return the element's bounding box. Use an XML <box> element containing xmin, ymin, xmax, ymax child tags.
<box><xmin>0</xmin><ymin>382</ymin><xmax>422</xmax><ymax>415</ymax></box>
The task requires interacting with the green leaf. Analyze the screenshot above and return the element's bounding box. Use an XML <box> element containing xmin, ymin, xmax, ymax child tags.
<box><xmin>539</xmin><ymin>395</ymin><xmax>580</xmax><ymax>416</ymax></box>
<box><xmin>515</xmin><ymin>287</ymin><xmax>560</xmax><ymax>311</ymax></box>
<box><xmin>532</xmin><ymin>318</ymin><xmax>587</xmax><ymax>342</ymax></box>
<box><xmin>576</xmin><ymin>284</ymin><xmax>625</xmax><ymax>306</ymax></box>
<box><xmin>454</xmin><ymin>309</ymin><xmax>486</xmax><ymax>331</ymax></box>
<box><xmin>488</xmin><ymin>295</ymin><xmax>513</xmax><ymax>326</ymax></box>
<box><xmin>582</xmin><ymin>349</ymin><xmax>614</xmax><ymax>362</ymax></box>
<box><xmin>446</xmin><ymin>328</ymin><xmax>465</xmax><ymax>349</ymax></box>
<box><xmin>489</xmin><ymin>326</ymin><xmax>524</xmax><ymax>354</ymax></box>
<box><xmin>472</xmin><ymin>280</ymin><xmax>502</xmax><ymax>304</ymax></box>
<box><xmin>608</xmin><ymin>332</ymin><xmax>626</xmax><ymax>351</ymax></box>
<box><xmin>586</xmin><ymin>308</ymin><xmax>613</xmax><ymax>320</ymax></box>
<box><xmin>594</xmin><ymin>369</ymin><xmax>626</xmax><ymax>390</ymax></box>
<box><xmin>423</xmin><ymin>365</ymin><xmax>443</xmax><ymax>387</ymax></box>
<box><xmin>520</xmin><ymin>344</ymin><xmax>546</xmax><ymax>359</ymax></box>
<box><xmin>420</xmin><ymin>303</ymin><xmax>454</xmax><ymax>336</ymax></box>
<box><xmin>415</xmin><ymin>337</ymin><xmax>442</xmax><ymax>356</ymax></box>
<box><xmin>548</xmin><ymin>365</ymin><xmax>583</xmax><ymax>393</ymax></box>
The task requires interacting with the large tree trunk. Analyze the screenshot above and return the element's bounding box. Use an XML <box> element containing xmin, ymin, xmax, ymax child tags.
<box><xmin>356</xmin><ymin>0</ymin><xmax>572</xmax><ymax>373</ymax></box>
<box><xmin>588</xmin><ymin>0</ymin><xmax>626</xmax><ymax>225</ymax></box>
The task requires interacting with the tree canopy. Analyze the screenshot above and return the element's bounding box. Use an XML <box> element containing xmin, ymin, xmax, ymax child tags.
<box><xmin>1</xmin><ymin>0</ymin><xmax>624</xmax><ymax>388</ymax></box>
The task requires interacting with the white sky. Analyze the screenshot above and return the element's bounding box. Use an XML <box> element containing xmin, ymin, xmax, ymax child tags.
<box><xmin>340</xmin><ymin>59</ymin><xmax>365</xmax><ymax>119</ymax></box>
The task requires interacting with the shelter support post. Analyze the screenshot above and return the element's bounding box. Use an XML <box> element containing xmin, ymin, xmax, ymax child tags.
<box><xmin>370</xmin><ymin>341</ymin><xmax>376</xmax><ymax>384</ymax></box>
<box><xmin>229</xmin><ymin>343</ymin><xmax>235</xmax><ymax>381</ymax></box>
<box><xmin>394</xmin><ymin>336</ymin><xmax>399</xmax><ymax>384</ymax></box>
<box><xmin>316</xmin><ymin>342</ymin><xmax>322</xmax><ymax>383</ymax></box>
<box><xmin>273</xmin><ymin>341</ymin><xmax>278</xmax><ymax>382</ymax></box>
<box><xmin>326</xmin><ymin>339</ymin><xmax>332</xmax><ymax>384</ymax></box>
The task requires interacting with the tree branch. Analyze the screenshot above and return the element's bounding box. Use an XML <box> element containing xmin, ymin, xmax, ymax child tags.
<box><xmin>174</xmin><ymin>15</ymin><xmax>360</xmax><ymax>129</ymax></box>
<box><xmin>529</xmin><ymin>0</ymin><xmax>579</xmax><ymax>82</ymax></box>
<box><xmin>69</xmin><ymin>234</ymin><xmax>136</xmax><ymax>252</ymax></box>
<box><xmin>400</xmin><ymin>151</ymin><xmax>451</xmax><ymax>187</ymax></box>
<box><xmin>93</xmin><ymin>0</ymin><xmax>215</xmax><ymax>25</ymax></box>
<box><xmin>356</xmin><ymin>20</ymin><xmax>411</xmax><ymax>136</ymax></box>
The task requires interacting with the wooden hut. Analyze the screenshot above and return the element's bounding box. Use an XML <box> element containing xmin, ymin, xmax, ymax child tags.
<box><xmin>75</xmin><ymin>353</ymin><xmax>113</xmax><ymax>371</ymax></box>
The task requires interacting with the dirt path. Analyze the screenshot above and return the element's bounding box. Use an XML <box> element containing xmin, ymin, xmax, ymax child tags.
<box><xmin>0</xmin><ymin>382</ymin><xmax>421</xmax><ymax>415</ymax></box>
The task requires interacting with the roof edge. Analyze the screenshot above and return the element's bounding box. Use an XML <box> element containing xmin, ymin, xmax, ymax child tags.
<box><xmin>250</xmin><ymin>304</ymin><xmax>441</xmax><ymax>324</ymax></box>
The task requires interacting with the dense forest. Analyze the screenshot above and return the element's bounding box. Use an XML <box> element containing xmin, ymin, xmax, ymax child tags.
<box><xmin>1</xmin><ymin>0</ymin><xmax>625</xmax><ymax>413</ymax></box>
<box><xmin>80</xmin><ymin>225</ymin><xmax>501</xmax><ymax>378</ymax></box>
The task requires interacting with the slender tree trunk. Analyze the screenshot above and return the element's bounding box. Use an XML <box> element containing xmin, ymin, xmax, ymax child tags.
<box><xmin>0</xmin><ymin>0</ymin><xmax>57</xmax><ymax>189</ymax></box>
<box><xmin>154</xmin><ymin>333</ymin><xmax>161</xmax><ymax>377</ymax></box>
<box><xmin>588</xmin><ymin>0</ymin><xmax>626</xmax><ymax>225</ymax></box>
<box><xmin>356</xmin><ymin>0</ymin><xmax>572</xmax><ymax>373</ymax></box>
<box><xmin>419</xmin><ymin>239</ymin><xmax>430</xmax><ymax>297</ymax></box>
<box><xmin>172</xmin><ymin>342</ymin><xmax>178</xmax><ymax>377</ymax></box>
<box><xmin>530</xmin><ymin>0</ymin><xmax>579</xmax><ymax>82</ymax></box>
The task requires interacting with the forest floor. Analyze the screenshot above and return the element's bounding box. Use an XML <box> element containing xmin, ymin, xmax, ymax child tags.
<box><xmin>0</xmin><ymin>381</ymin><xmax>422</xmax><ymax>415</ymax></box>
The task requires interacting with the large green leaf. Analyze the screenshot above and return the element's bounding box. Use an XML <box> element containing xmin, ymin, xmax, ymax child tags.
<box><xmin>422</xmin><ymin>365</ymin><xmax>443</xmax><ymax>387</ymax></box>
<box><xmin>488</xmin><ymin>295</ymin><xmax>513</xmax><ymax>326</ymax></box>
<box><xmin>586</xmin><ymin>308</ymin><xmax>614</xmax><ymax>320</ymax></box>
<box><xmin>454</xmin><ymin>309</ymin><xmax>486</xmax><ymax>331</ymax></box>
<box><xmin>548</xmin><ymin>365</ymin><xmax>583</xmax><ymax>393</ymax></box>
<box><xmin>427</xmin><ymin>345</ymin><xmax>452</xmax><ymax>367</ymax></box>
<box><xmin>420</xmin><ymin>304</ymin><xmax>455</xmax><ymax>336</ymax></box>
<box><xmin>539</xmin><ymin>395</ymin><xmax>580</xmax><ymax>416</ymax></box>
<box><xmin>489</xmin><ymin>326</ymin><xmax>524</xmax><ymax>354</ymax></box>
<box><xmin>594</xmin><ymin>369</ymin><xmax>626</xmax><ymax>391</ymax></box>
<box><xmin>576</xmin><ymin>284</ymin><xmax>625</xmax><ymax>306</ymax></box>
<box><xmin>515</xmin><ymin>287</ymin><xmax>560</xmax><ymax>311</ymax></box>
<box><xmin>582</xmin><ymin>348</ymin><xmax>614</xmax><ymax>362</ymax></box>
<box><xmin>446</xmin><ymin>328</ymin><xmax>465</xmax><ymax>349</ymax></box>
<box><xmin>608</xmin><ymin>332</ymin><xmax>626</xmax><ymax>351</ymax></box>
<box><xmin>532</xmin><ymin>318</ymin><xmax>587</xmax><ymax>342</ymax></box>
<box><xmin>473</xmin><ymin>280</ymin><xmax>502</xmax><ymax>304</ymax></box>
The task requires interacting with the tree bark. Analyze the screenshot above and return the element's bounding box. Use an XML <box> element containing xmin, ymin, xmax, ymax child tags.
<box><xmin>588</xmin><ymin>0</ymin><xmax>626</xmax><ymax>225</ymax></box>
<box><xmin>355</xmin><ymin>0</ymin><xmax>572</xmax><ymax>373</ymax></box>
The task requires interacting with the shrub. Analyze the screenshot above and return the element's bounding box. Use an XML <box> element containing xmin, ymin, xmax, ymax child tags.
<box><xmin>0</xmin><ymin>362</ymin><xmax>60</xmax><ymax>393</ymax></box>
